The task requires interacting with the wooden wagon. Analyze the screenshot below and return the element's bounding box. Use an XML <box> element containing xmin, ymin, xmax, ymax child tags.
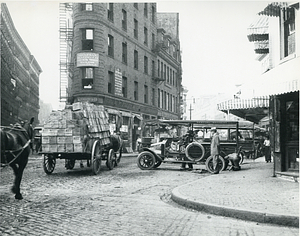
<box><xmin>40</xmin><ymin>102</ymin><xmax>122</xmax><ymax>175</ymax></box>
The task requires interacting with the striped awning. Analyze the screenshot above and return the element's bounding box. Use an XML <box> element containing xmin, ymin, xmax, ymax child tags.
<box><xmin>258</xmin><ymin>2</ymin><xmax>288</xmax><ymax>17</ymax></box>
<box><xmin>217</xmin><ymin>97</ymin><xmax>269</xmax><ymax>123</ymax></box>
<box><xmin>247</xmin><ymin>15</ymin><xmax>269</xmax><ymax>42</ymax></box>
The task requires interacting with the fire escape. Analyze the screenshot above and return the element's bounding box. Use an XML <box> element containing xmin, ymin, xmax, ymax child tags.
<box><xmin>59</xmin><ymin>3</ymin><xmax>73</xmax><ymax>102</ymax></box>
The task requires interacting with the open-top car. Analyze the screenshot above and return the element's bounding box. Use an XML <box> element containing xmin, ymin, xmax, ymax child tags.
<box><xmin>137</xmin><ymin>119</ymin><xmax>256</xmax><ymax>173</ymax></box>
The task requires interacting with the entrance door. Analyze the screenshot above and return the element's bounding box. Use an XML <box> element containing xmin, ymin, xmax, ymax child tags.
<box><xmin>285</xmin><ymin>99</ymin><xmax>299</xmax><ymax>172</ymax></box>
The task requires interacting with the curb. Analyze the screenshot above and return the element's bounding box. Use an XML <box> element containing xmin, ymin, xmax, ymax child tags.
<box><xmin>171</xmin><ymin>186</ymin><xmax>299</xmax><ymax>228</ymax></box>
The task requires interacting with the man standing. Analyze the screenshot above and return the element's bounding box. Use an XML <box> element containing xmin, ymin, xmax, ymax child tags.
<box><xmin>210</xmin><ymin>127</ymin><xmax>220</xmax><ymax>174</ymax></box>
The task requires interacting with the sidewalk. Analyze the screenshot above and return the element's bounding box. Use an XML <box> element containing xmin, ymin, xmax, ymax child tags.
<box><xmin>171</xmin><ymin>157</ymin><xmax>299</xmax><ymax>228</ymax></box>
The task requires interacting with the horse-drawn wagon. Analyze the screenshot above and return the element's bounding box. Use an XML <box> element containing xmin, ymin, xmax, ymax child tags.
<box><xmin>40</xmin><ymin>102</ymin><xmax>122</xmax><ymax>175</ymax></box>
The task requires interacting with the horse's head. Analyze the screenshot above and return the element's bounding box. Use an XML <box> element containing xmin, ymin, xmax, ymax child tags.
<box><xmin>22</xmin><ymin>117</ymin><xmax>34</xmax><ymax>140</ymax></box>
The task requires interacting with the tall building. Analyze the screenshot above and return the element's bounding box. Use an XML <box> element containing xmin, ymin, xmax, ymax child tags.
<box><xmin>60</xmin><ymin>2</ymin><xmax>183</xmax><ymax>151</ymax></box>
<box><xmin>1</xmin><ymin>3</ymin><xmax>42</xmax><ymax>126</ymax></box>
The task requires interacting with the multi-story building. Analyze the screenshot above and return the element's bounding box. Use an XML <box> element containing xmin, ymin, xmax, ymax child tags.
<box><xmin>60</xmin><ymin>3</ymin><xmax>183</xmax><ymax>151</ymax></box>
<box><xmin>218</xmin><ymin>2</ymin><xmax>299</xmax><ymax>180</ymax></box>
<box><xmin>1</xmin><ymin>3</ymin><xmax>42</xmax><ymax>126</ymax></box>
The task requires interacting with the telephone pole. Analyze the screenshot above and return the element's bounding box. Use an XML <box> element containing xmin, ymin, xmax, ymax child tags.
<box><xmin>189</xmin><ymin>103</ymin><xmax>193</xmax><ymax>120</ymax></box>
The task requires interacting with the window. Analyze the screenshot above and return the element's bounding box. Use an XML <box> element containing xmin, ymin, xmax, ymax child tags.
<box><xmin>151</xmin><ymin>60</ymin><xmax>155</xmax><ymax>77</ymax></box>
<box><xmin>144</xmin><ymin>3</ymin><xmax>148</xmax><ymax>17</ymax></box>
<box><xmin>144</xmin><ymin>56</ymin><xmax>148</xmax><ymax>74</ymax></box>
<box><xmin>122</xmin><ymin>9</ymin><xmax>127</xmax><ymax>30</ymax></box>
<box><xmin>122</xmin><ymin>42</ymin><xmax>127</xmax><ymax>64</ymax></box>
<box><xmin>157</xmin><ymin>60</ymin><xmax>160</xmax><ymax>78</ymax></box>
<box><xmin>144</xmin><ymin>85</ymin><xmax>148</xmax><ymax>103</ymax></box>
<box><xmin>164</xmin><ymin>64</ymin><xmax>166</xmax><ymax>80</ymax></box>
<box><xmin>134</xmin><ymin>19</ymin><xmax>138</xmax><ymax>39</ymax></box>
<box><xmin>158</xmin><ymin>89</ymin><xmax>160</xmax><ymax>108</ymax></box>
<box><xmin>82</xmin><ymin>29</ymin><xmax>94</xmax><ymax>51</ymax></box>
<box><xmin>134</xmin><ymin>50</ymin><xmax>138</xmax><ymax>69</ymax></box>
<box><xmin>134</xmin><ymin>81</ymin><xmax>138</xmax><ymax>101</ymax></box>
<box><xmin>108</xmin><ymin>34</ymin><xmax>114</xmax><ymax>57</ymax></box>
<box><xmin>152</xmin><ymin>88</ymin><xmax>155</xmax><ymax>106</ymax></box>
<box><xmin>282</xmin><ymin>7</ymin><xmax>295</xmax><ymax>58</ymax></box>
<box><xmin>170</xmin><ymin>68</ymin><xmax>172</xmax><ymax>85</ymax></box>
<box><xmin>122</xmin><ymin>76</ymin><xmax>127</xmax><ymax>98</ymax></box>
<box><xmin>81</xmin><ymin>3</ymin><xmax>93</xmax><ymax>11</ymax></box>
<box><xmin>82</xmin><ymin>68</ymin><xmax>94</xmax><ymax>89</ymax></box>
<box><xmin>108</xmin><ymin>71</ymin><xmax>115</xmax><ymax>94</ymax></box>
<box><xmin>167</xmin><ymin>66</ymin><xmax>169</xmax><ymax>83</ymax></box>
<box><xmin>151</xmin><ymin>5</ymin><xmax>155</xmax><ymax>23</ymax></box>
<box><xmin>144</xmin><ymin>27</ymin><xmax>148</xmax><ymax>45</ymax></box>
<box><xmin>134</xmin><ymin>3</ymin><xmax>138</xmax><ymax>9</ymax></box>
<box><xmin>152</xmin><ymin>33</ymin><xmax>155</xmax><ymax>50</ymax></box>
<box><xmin>160</xmin><ymin>62</ymin><xmax>163</xmax><ymax>78</ymax></box>
<box><xmin>107</xmin><ymin>3</ymin><xmax>113</xmax><ymax>22</ymax></box>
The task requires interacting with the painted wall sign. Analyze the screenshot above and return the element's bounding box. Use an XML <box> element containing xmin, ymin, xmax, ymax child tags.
<box><xmin>115</xmin><ymin>68</ymin><xmax>123</xmax><ymax>96</ymax></box>
<box><xmin>77</xmin><ymin>52</ymin><xmax>99</xmax><ymax>67</ymax></box>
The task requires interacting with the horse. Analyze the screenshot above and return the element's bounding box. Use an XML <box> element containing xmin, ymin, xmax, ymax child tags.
<box><xmin>0</xmin><ymin>118</ymin><xmax>34</xmax><ymax>200</ymax></box>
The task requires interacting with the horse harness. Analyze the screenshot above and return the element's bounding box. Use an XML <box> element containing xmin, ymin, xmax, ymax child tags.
<box><xmin>1</xmin><ymin>126</ymin><xmax>31</xmax><ymax>167</ymax></box>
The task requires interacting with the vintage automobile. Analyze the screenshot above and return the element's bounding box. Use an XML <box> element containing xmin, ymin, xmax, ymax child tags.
<box><xmin>137</xmin><ymin>119</ymin><xmax>255</xmax><ymax>173</ymax></box>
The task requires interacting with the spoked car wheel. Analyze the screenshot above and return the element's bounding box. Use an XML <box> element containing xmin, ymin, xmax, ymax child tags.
<box><xmin>137</xmin><ymin>151</ymin><xmax>156</xmax><ymax>170</ymax></box>
<box><xmin>205</xmin><ymin>155</ymin><xmax>225</xmax><ymax>174</ymax></box>
<box><xmin>43</xmin><ymin>154</ymin><xmax>56</xmax><ymax>174</ymax></box>
<box><xmin>91</xmin><ymin>140</ymin><xmax>102</xmax><ymax>175</ymax></box>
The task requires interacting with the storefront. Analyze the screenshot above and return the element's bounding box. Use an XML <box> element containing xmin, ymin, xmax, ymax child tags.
<box><xmin>269</xmin><ymin>91</ymin><xmax>299</xmax><ymax>180</ymax></box>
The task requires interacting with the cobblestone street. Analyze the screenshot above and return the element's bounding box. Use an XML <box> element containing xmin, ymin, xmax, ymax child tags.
<box><xmin>0</xmin><ymin>154</ymin><xmax>298</xmax><ymax>236</ymax></box>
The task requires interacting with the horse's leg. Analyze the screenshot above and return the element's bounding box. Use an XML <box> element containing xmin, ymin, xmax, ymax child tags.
<box><xmin>10</xmin><ymin>163</ymin><xmax>22</xmax><ymax>199</ymax></box>
<box><xmin>10</xmin><ymin>154</ymin><xmax>28</xmax><ymax>200</ymax></box>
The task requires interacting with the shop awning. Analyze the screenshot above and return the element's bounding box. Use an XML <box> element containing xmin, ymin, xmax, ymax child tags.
<box><xmin>258</xmin><ymin>2</ymin><xmax>288</xmax><ymax>17</ymax></box>
<box><xmin>217</xmin><ymin>97</ymin><xmax>269</xmax><ymax>124</ymax></box>
<box><xmin>247</xmin><ymin>15</ymin><xmax>269</xmax><ymax>42</ymax></box>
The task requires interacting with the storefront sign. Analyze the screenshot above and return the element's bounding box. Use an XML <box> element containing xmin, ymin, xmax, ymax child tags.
<box><xmin>77</xmin><ymin>52</ymin><xmax>99</xmax><ymax>67</ymax></box>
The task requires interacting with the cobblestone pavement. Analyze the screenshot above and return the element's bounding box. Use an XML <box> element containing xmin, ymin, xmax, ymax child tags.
<box><xmin>0</xmin><ymin>154</ymin><xmax>298</xmax><ymax>236</ymax></box>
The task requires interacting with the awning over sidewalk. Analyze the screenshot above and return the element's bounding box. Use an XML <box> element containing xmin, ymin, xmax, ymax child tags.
<box><xmin>217</xmin><ymin>97</ymin><xmax>269</xmax><ymax>124</ymax></box>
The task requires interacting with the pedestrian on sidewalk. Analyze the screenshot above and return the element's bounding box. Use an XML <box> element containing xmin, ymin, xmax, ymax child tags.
<box><xmin>210</xmin><ymin>127</ymin><xmax>220</xmax><ymax>174</ymax></box>
<box><xmin>263</xmin><ymin>135</ymin><xmax>271</xmax><ymax>162</ymax></box>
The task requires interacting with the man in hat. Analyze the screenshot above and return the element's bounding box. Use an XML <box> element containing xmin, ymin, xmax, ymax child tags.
<box><xmin>210</xmin><ymin>127</ymin><xmax>220</xmax><ymax>174</ymax></box>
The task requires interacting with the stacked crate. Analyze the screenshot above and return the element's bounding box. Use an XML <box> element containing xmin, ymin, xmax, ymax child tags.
<box><xmin>41</xmin><ymin>102</ymin><xmax>111</xmax><ymax>153</ymax></box>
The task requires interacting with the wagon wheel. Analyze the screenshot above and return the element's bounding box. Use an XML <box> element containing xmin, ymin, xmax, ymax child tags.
<box><xmin>65</xmin><ymin>159</ymin><xmax>75</xmax><ymax>170</ymax></box>
<box><xmin>115</xmin><ymin>147</ymin><xmax>122</xmax><ymax>167</ymax></box>
<box><xmin>43</xmin><ymin>154</ymin><xmax>56</xmax><ymax>175</ymax></box>
<box><xmin>137</xmin><ymin>151</ymin><xmax>156</xmax><ymax>170</ymax></box>
<box><xmin>91</xmin><ymin>140</ymin><xmax>102</xmax><ymax>175</ymax></box>
<box><xmin>205</xmin><ymin>155</ymin><xmax>225</xmax><ymax>174</ymax></box>
<box><xmin>106</xmin><ymin>149</ymin><xmax>115</xmax><ymax>170</ymax></box>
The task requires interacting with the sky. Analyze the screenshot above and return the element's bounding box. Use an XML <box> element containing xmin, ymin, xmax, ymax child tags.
<box><xmin>5</xmin><ymin>1</ymin><xmax>269</xmax><ymax>110</ymax></box>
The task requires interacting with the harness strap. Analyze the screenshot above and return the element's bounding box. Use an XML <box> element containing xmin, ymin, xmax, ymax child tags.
<box><xmin>2</xmin><ymin>139</ymin><xmax>31</xmax><ymax>166</ymax></box>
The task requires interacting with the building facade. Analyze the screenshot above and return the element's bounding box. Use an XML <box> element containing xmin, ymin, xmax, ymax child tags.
<box><xmin>61</xmin><ymin>3</ymin><xmax>183</xmax><ymax>151</ymax></box>
<box><xmin>1</xmin><ymin>3</ymin><xmax>42</xmax><ymax>126</ymax></box>
<box><xmin>219</xmin><ymin>2</ymin><xmax>299</xmax><ymax>179</ymax></box>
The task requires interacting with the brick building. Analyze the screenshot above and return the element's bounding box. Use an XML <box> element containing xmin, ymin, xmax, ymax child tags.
<box><xmin>1</xmin><ymin>3</ymin><xmax>42</xmax><ymax>126</ymax></box>
<box><xmin>60</xmin><ymin>3</ymin><xmax>183</xmax><ymax>151</ymax></box>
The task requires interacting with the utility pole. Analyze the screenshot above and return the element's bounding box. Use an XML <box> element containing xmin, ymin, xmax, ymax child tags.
<box><xmin>189</xmin><ymin>103</ymin><xmax>193</xmax><ymax>120</ymax></box>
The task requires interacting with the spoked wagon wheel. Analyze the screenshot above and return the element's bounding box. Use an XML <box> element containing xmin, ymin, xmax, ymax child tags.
<box><xmin>91</xmin><ymin>140</ymin><xmax>102</xmax><ymax>175</ymax></box>
<box><xmin>115</xmin><ymin>148</ymin><xmax>122</xmax><ymax>167</ymax></box>
<box><xmin>137</xmin><ymin>151</ymin><xmax>156</xmax><ymax>170</ymax></box>
<box><xmin>205</xmin><ymin>155</ymin><xmax>225</xmax><ymax>174</ymax></box>
<box><xmin>43</xmin><ymin>154</ymin><xmax>56</xmax><ymax>174</ymax></box>
<box><xmin>106</xmin><ymin>149</ymin><xmax>115</xmax><ymax>170</ymax></box>
<box><xmin>65</xmin><ymin>159</ymin><xmax>75</xmax><ymax>170</ymax></box>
